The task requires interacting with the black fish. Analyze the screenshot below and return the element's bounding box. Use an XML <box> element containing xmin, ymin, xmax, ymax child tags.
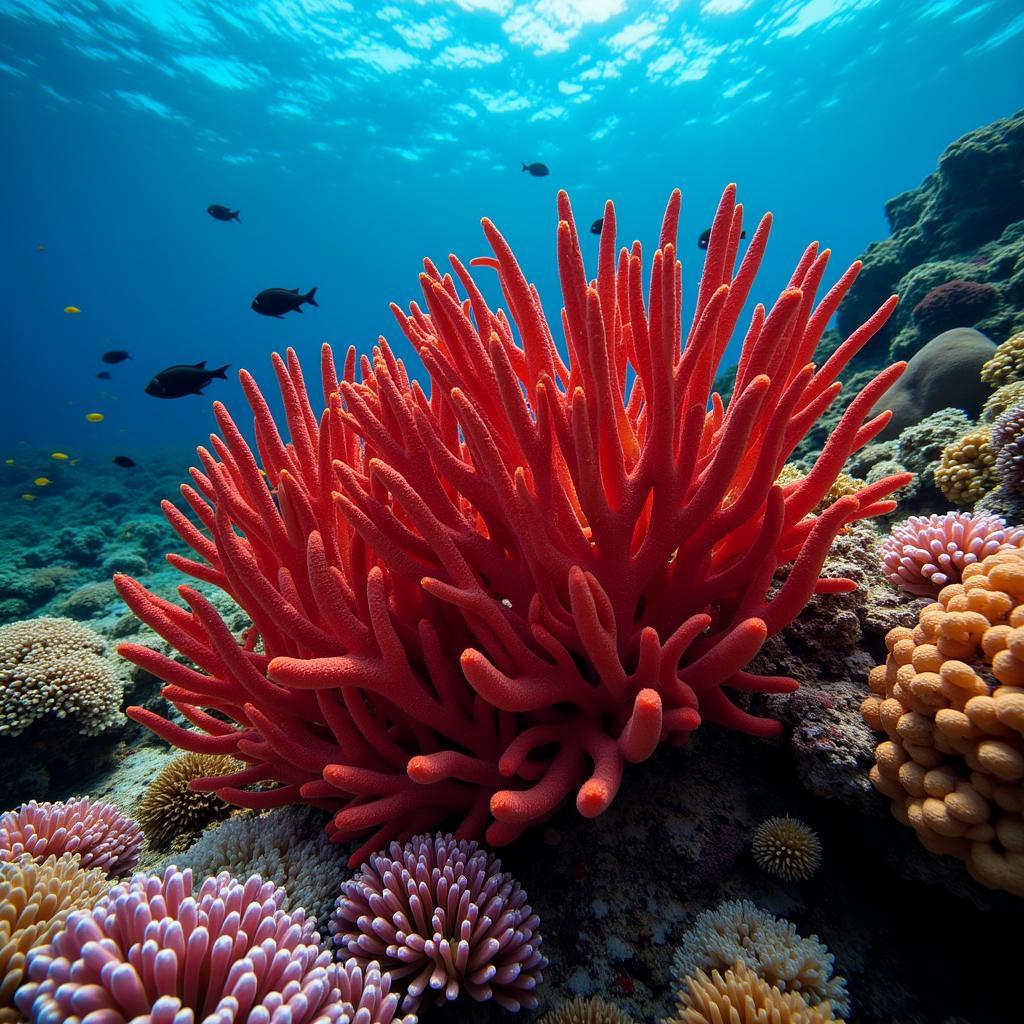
<box><xmin>521</xmin><ymin>162</ymin><xmax>549</xmax><ymax>177</ymax></box>
<box><xmin>251</xmin><ymin>286</ymin><xmax>318</xmax><ymax>318</ymax></box>
<box><xmin>102</xmin><ymin>350</ymin><xmax>131</xmax><ymax>364</ymax></box>
<box><xmin>145</xmin><ymin>360</ymin><xmax>229</xmax><ymax>399</ymax></box>
<box><xmin>208</xmin><ymin>204</ymin><xmax>241</xmax><ymax>222</ymax></box>
<box><xmin>113</xmin><ymin>455</ymin><xmax>136</xmax><ymax>468</ymax></box>
<box><xmin>698</xmin><ymin>227</ymin><xmax>746</xmax><ymax>250</ymax></box>
<box><xmin>96</xmin><ymin>371</ymin><xmax>112</xmax><ymax>380</ymax></box>
<box><xmin>591</xmin><ymin>218</ymin><xmax>603</xmax><ymax>235</ymax></box>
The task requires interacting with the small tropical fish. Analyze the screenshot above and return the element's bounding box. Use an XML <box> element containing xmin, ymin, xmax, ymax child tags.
<box><xmin>97</xmin><ymin>371</ymin><xmax>112</xmax><ymax>380</ymax></box>
<box><xmin>521</xmin><ymin>162</ymin><xmax>549</xmax><ymax>177</ymax></box>
<box><xmin>145</xmin><ymin>361</ymin><xmax>230</xmax><ymax>399</ymax></box>
<box><xmin>69</xmin><ymin>459</ymin><xmax>79</xmax><ymax>466</ymax></box>
<box><xmin>85</xmin><ymin>412</ymin><xmax>104</xmax><ymax>422</ymax></box>
<box><xmin>251</xmin><ymin>287</ymin><xmax>318</xmax><ymax>318</ymax></box>
<box><xmin>102</xmin><ymin>350</ymin><xmax>131</xmax><ymax>363</ymax></box>
<box><xmin>34</xmin><ymin>477</ymin><xmax>50</xmax><ymax>486</ymax></box>
<box><xmin>591</xmin><ymin>218</ymin><xmax>603</xmax><ymax>235</ymax></box>
<box><xmin>698</xmin><ymin>227</ymin><xmax>746</xmax><ymax>250</ymax></box>
<box><xmin>208</xmin><ymin>204</ymin><xmax>241</xmax><ymax>222</ymax></box>
<box><xmin>113</xmin><ymin>455</ymin><xmax>136</xmax><ymax>468</ymax></box>
<box><xmin>4</xmin><ymin>458</ymin><xmax>14</xmax><ymax>465</ymax></box>
<box><xmin>64</xmin><ymin>306</ymin><xmax>80</xmax><ymax>314</ymax></box>
<box><xmin>51</xmin><ymin>452</ymin><xmax>69</xmax><ymax>461</ymax></box>
<box><xmin>22</xmin><ymin>493</ymin><xmax>35</xmax><ymax>501</ymax></box>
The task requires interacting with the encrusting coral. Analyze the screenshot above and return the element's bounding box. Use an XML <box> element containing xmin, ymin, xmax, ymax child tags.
<box><xmin>935</xmin><ymin>426</ymin><xmax>997</xmax><ymax>506</ymax></box>
<box><xmin>0</xmin><ymin>797</ymin><xmax>142</xmax><ymax>878</ymax></box>
<box><xmin>135</xmin><ymin>751</ymin><xmax>240</xmax><ymax>851</ymax></box>
<box><xmin>331</xmin><ymin>832</ymin><xmax>545</xmax><ymax>1013</ymax></box>
<box><xmin>981</xmin><ymin>329</ymin><xmax>1024</xmax><ymax>387</ymax></box>
<box><xmin>0</xmin><ymin>854</ymin><xmax>110</xmax><ymax>1023</ymax></box>
<box><xmin>862</xmin><ymin>548</ymin><xmax>1024</xmax><ymax>895</ymax></box>
<box><xmin>670</xmin><ymin>899</ymin><xmax>848</xmax><ymax>1015</ymax></box>
<box><xmin>113</xmin><ymin>184</ymin><xmax>909</xmax><ymax>862</ymax></box>
<box><xmin>0</xmin><ymin>616</ymin><xmax>123</xmax><ymax>738</ymax></box>
<box><xmin>666</xmin><ymin>960</ymin><xmax>843</xmax><ymax>1024</ymax></box>
<box><xmin>540</xmin><ymin>996</ymin><xmax>637</xmax><ymax>1024</ymax></box>
<box><xmin>750</xmin><ymin>816</ymin><xmax>822</xmax><ymax>881</ymax></box>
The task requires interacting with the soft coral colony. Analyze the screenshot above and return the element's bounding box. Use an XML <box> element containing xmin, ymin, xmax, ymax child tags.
<box><xmin>115</xmin><ymin>185</ymin><xmax>909</xmax><ymax>864</ymax></box>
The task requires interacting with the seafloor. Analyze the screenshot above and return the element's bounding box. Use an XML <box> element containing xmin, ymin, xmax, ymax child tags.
<box><xmin>3</xmin><ymin>108</ymin><xmax>1023</xmax><ymax>1024</ymax></box>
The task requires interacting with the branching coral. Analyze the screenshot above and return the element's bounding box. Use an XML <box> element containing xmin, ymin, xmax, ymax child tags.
<box><xmin>935</xmin><ymin>427</ymin><xmax>997</xmax><ymax>506</ymax></box>
<box><xmin>331</xmin><ymin>833</ymin><xmax>544</xmax><ymax>1013</ymax></box>
<box><xmin>0</xmin><ymin>798</ymin><xmax>142</xmax><ymax>878</ymax></box>
<box><xmin>862</xmin><ymin>549</ymin><xmax>1024</xmax><ymax>895</ymax></box>
<box><xmin>750</xmin><ymin>816</ymin><xmax>822</xmax><ymax>880</ymax></box>
<box><xmin>880</xmin><ymin>512</ymin><xmax>1024</xmax><ymax>597</ymax></box>
<box><xmin>114</xmin><ymin>185</ymin><xmax>908</xmax><ymax>861</ymax></box>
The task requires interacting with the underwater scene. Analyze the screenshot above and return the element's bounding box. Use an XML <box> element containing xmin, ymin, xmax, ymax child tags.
<box><xmin>2</xmin><ymin>1</ymin><xmax>1024</xmax><ymax>1021</ymax></box>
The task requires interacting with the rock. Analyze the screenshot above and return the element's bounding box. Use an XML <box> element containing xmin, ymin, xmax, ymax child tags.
<box><xmin>869</xmin><ymin>328</ymin><xmax>995</xmax><ymax>439</ymax></box>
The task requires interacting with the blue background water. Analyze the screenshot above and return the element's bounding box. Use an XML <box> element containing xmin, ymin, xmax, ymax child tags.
<box><xmin>1</xmin><ymin>0</ymin><xmax>1022</xmax><ymax>462</ymax></box>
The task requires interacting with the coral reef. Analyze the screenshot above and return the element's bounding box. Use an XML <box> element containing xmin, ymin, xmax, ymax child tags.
<box><xmin>862</xmin><ymin>549</ymin><xmax>1024</xmax><ymax>895</ymax></box>
<box><xmin>992</xmin><ymin>404</ymin><xmax>1024</xmax><ymax>495</ymax></box>
<box><xmin>670</xmin><ymin>899</ymin><xmax>848</xmax><ymax>1014</ymax></box>
<box><xmin>540</xmin><ymin>997</ymin><xmax>637</xmax><ymax>1024</ymax></box>
<box><xmin>14</xmin><ymin>867</ymin><xmax>345</xmax><ymax>1024</ymax></box>
<box><xmin>750</xmin><ymin>816</ymin><xmax>822</xmax><ymax>881</ymax></box>
<box><xmin>982</xmin><ymin>379</ymin><xmax>1024</xmax><ymax>422</ymax></box>
<box><xmin>911</xmin><ymin>279</ymin><xmax>999</xmax><ymax>334</ymax></box>
<box><xmin>839</xmin><ymin>108</ymin><xmax>1024</xmax><ymax>361</ymax></box>
<box><xmin>0</xmin><ymin>854</ymin><xmax>110</xmax><ymax>1023</ymax></box>
<box><xmin>880</xmin><ymin>512</ymin><xmax>1024</xmax><ymax>597</ymax></box>
<box><xmin>867</xmin><ymin>327</ymin><xmax>995</xmax><ymax>441</ymax></box>
<box><xmin>666</xmin><ymin>961</ymin><xmax>842</xmax><ymax>1024</ymax></box>
<box><xmin>935</xmin><ymin>426</ymin><xmax>997</xmax><ymax>507</ymax></box>
<box><xmin>135</xmin><ymin>751</ymin><xmax>240</xmax><ymax>851</ymax></box>
<box><xmin>115</xmin><ymin>186</ymin><xmax>908</xmax><ymax>862</ymax></box>
<box><xmin>173</xmin><ymin>805</ymin><xmax>348</xmax><ymax>934</ymax></box>
<box><xmin>981</xmin><ymin>329</ymin><xmax>1024</xmax><ymax>387</ymax></box>
<box><xmin>331</xmin><ymin>833</ymin><xmax>545</xmax><ymax>1013</ymax></box>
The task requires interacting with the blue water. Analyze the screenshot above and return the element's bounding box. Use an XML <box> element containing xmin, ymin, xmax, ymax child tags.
<box><xmin>2</xmin><ymin>0</ymin><xmax>1022</xmax><ymax>458</ymax></box>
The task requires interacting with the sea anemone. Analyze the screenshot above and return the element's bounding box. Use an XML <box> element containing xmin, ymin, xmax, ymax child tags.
<box><xmin>0</xmin><ymin>798</ymin><xmax>142</xmax><ymax>878</ymax></box>
<box><xmin>992</xmin><ymin>404</ymin><xmax>1024</xmax><ymax>495</ymax></box>
<box><xmin>330</xmin><ymin>833</ymin><xmax>545</xmax><ymax>1013</ymax></box>
<box><xmin>880</xmin><ymin>512</ymin><xmax>1024</xmax><ymax>596</ymax></box>
<box><xmin>540</xmin><ymin>996</ymin><xmax>636</xmax><ymax>1024</ymax></box>
<box><xmin>15</xmin><ymin>867</ymin><xmax>344</xmax><ymax>1024</ymax></box>
<box><xmin>750</xmin><ymin>816</ymin><xmax>823</xmax><ymax>881</ymax></box>
<box><xmin>336</xmin><ymin>959</ymin><xmax>416</xmax><ymax>1024</ymax></box>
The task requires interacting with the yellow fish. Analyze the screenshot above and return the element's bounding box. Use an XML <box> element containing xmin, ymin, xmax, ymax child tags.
<box><xmin>34</xmin><ymin>477</ymin><xmax>51</xmax><ymax>486</ymax></box>
<box><xmin>4</xmin><ymin>458</ymin><xmax>13</xmax><ymax>465</ymax></box>
<box><xmin>85</xmin><ymin>412</ymin><xmax>104</xmax><ymax>423</ymax></box>
<box><xmin>21</xmin><ymin>493</ymin><xmax>35</xmax><ymax>501</ymax></box>
<box><xmin>64</xmin><ymin>306</ymin><xmax>81</xmax><ymax>314</ymax></box>
<box><xmin>51</xmin><ymin>452</ymin><xmax>69</xmax><ymax>461</ymax></box>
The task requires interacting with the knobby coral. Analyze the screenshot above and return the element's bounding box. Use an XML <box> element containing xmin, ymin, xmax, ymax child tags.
<box><xmin>15</xmin><ymin>868</ymin><xmax>345</xmax><ymax>1024</ymax></box>
<box><xmin>331</xmin><ymin>833</ymin><xmax>544</xmax><ymax>1013</ymax></box>
<box><xmin>935</xmin><ymin>426</ymin><xmax>997</xmax><ymax>507</ymax></box>
<box><xmin>750</xmin><ymin>816</ymin><xmax>822</xmax><ymax>880</ymax></box>
<box><xmin>115</xmin><ymin>185</ymin><xmax>908</xmax><ymax>862</ymax></box>
<box><xmin>0</xmin><ymin>798</ymin><xmax>142</xmax><ymax>878</ymax></box>
<box><xmin>880</xmin><ymin>512</ymin><xmax>1024</xmax><ymax>597</ymax></box>
<box><xmin>981</xmin><ymin>329</ymin><xmax>1024</xmax><ymax>387</ymax></box>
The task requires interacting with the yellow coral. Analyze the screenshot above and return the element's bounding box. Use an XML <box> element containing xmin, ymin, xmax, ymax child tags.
<box><xmin>934</xmin><ymin>426</ymin><xmax>997</xmax><ymax>507</ymax></box>
<box><xmin>775</xmin><ymin>465</ymin><xmax>865</xmax><ymax>516</ymax></box>
<box><xmin>982</xmin><ymin>380</ymin><xmax>1024</xmax><ymax>423</ymax></box>
<box><xmin>981</xmin><ymin>330</ymin><xmax>1024</xmax><ymax>387</ymax></box>
<box><xmin>862</xmin><ymin>548</ymin><xmax>1024</xmax><ymax>896</ymax></box>
<box><xmin>665</xmin><ymin>961</ymin><xmax>843</xmax><ymax>1024</ymax></box>
<box><xmin>541</xmin><ymin>997</ymin><xmax>636</xmax><ymax>1024</ymax></box>
<box><xmin>0</xmin><ymin>854</ymin><xmax>110</xmax><ymax>1021</ymax></box>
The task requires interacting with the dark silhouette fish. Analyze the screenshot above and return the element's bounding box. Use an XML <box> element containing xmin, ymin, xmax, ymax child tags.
<box><xmin>208</xmin><ymin>204</ymin><xmax>241</xmax><ymax>222</ymax></box>
<box><xmin>96</xmin><ymin>371</ymin><xmax>112</xmax><ymax>380</ymax></box>
<box><xmin>145</xmin><ymin>361</ymin><xmax>229</xmax><ymax>399</ymax></box>
<box><xmin>521</xmin><ymin>162</ymin><xmax>549</xmax><ymax>177</ymax></box>
<box><xmin>591</xmin><ymin>218</ymin><xmax>603</xmax><ymax>235</ymax></box>
<box><xmin>113</xmin><ymin>455</ymin><xmax>136</xmax><ymax>468</ymax></box>
<box><xmin>251</xmin><ymin>286</ymin><xmax>318</xmax><ymax>318</ymax></box>
<box><xmin>102</xmin><ymin>350</ymin><xmax>131</xmax><ymax>364</ymax></box>
<box><xmin>698</xmin><ymin>227</ymin><xmax>746</xmax><ymax>250</ymax></box>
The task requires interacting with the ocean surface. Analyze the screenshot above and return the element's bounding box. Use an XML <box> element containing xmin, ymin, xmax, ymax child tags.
<box><xmin>2</xmin><ymin>0</ymin><xmax>1022</xmax><ymax>460</ymax></box>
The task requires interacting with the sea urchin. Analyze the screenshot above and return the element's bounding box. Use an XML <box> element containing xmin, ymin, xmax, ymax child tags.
<box><xmin>751</xmin><ymin>816</ymin><xmax>822</xmax><ymax>881</ymax></box>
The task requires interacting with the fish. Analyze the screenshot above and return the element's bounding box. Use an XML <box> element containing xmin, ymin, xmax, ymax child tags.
<box><xmin>64</xmin><ymin>306</ymin><xmax>80</xmax><ymax>314</ymax></box>
<box><xmin>145</xmin><ymin>360</ymin><xmax>230</xmax><ymax>399</ymax></box>
<box><xmin>51</xmin><ymin>452</ymin><xmax>69</xmax><ymax>461</ymax></box>
<box><xmin>4</xmin><ymin>459</ymin><xmax>13</xmax><ymax>465</ymax></box>
<box><xmin>113</xmin><ymin>455</ymin><xmax>136</xmax><ymax>468</ymax></box>
<box><xmin>102</xmin><ymin>350</ymin><xmax>131</xmax><ymax>363</ymax></box>
<box><xmin>85</xmin><ymin>412</ymin><xmax>104</xmax><ymax>422</ymax></box>
<box><xmin>36</xmin><ymin>244</ymin><xmax>45</xmax><ymax>252</ymax></box>
<box><xmin>521</xmin><ymin>162</ymin><xmax>549</xmax><ymax>177</ymax></box>
<box><xmin>34</xmin><ymin>477</ymin><xmax>50</xmax><ymax>487</ymax></box>
<box><xmin>698</xmin><ymin>227</ymin><xmax>746</xmax><ymax>251</ymax></box>
<box><xmin>251</xmin><ymin>287</ymin><xmax>318</xmax><ymax>318</ymax></box>
<box><xmin>96</xmin><ymin>371</ymin><xmax>112</xmax><ymax>380</ymax></box>
<box><xmin>208</xmin><ymin>204</ymin><xmax>241</xmax><ymax>223</ymax></box>
<box><xmin>21</xmin><ymin>494</ymin><xmax>35</xmax><ymax>502</ymax></box>
<box><xmin>591</xmin><ymin>218</ymin><xmax>603</xmax><ymax>235</ymax></box>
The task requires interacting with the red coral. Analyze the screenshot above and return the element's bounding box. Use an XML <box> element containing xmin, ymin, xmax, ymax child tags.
<box><xmin>911</xmin><ymin>279</ymin><xmax>998</xmax><ymax>333</ymax></box>
<box><xmin>115</xmin><ymin>186</ymin><xmax>909</xmax><ymax>864</ymax></box>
